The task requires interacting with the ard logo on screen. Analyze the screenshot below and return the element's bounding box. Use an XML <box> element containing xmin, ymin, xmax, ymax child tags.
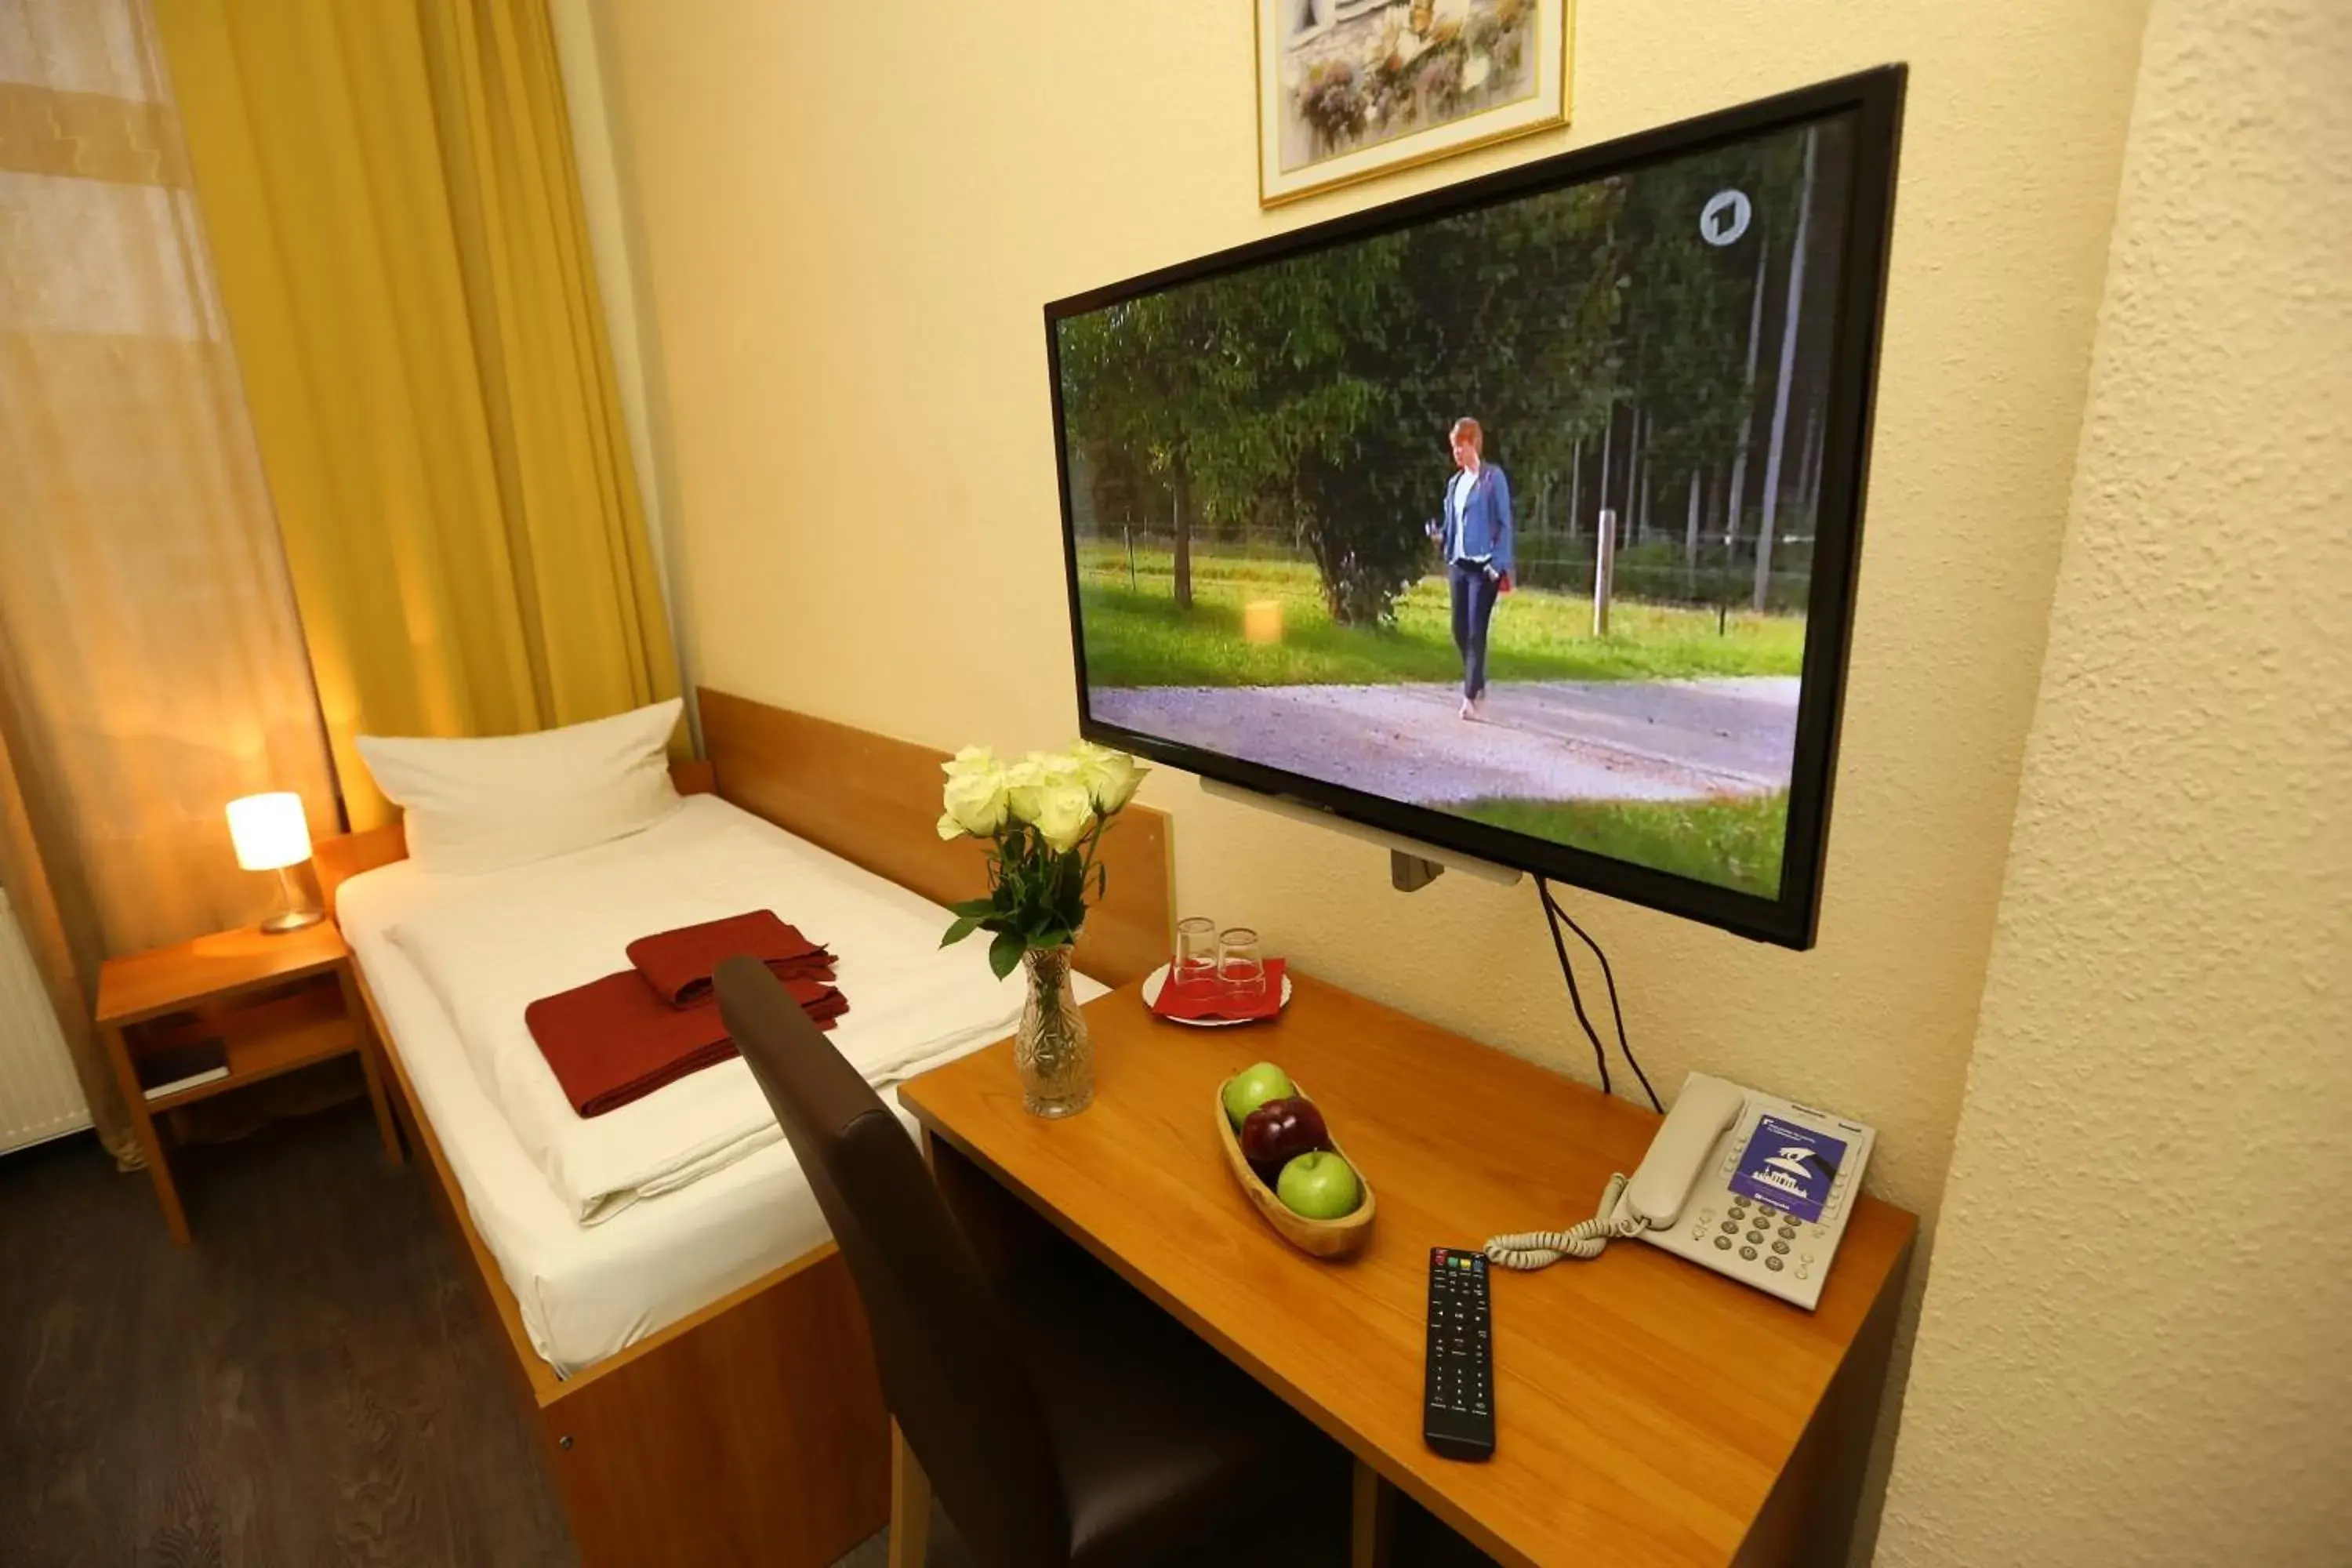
<box><xmin>1759</xmin><ymin>1147</ymin><xmax>1827</xmax><ymax>1193</ymax></box>
<box><xmin>1700</xmin><ymin>188</ymin><xmax>1752</xmax><ymax>247</ymax></box>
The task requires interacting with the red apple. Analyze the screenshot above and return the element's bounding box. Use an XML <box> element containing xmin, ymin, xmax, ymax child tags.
<box><xmin>1241</xmin><ymin>1095</ymin><xmax>1331</xmax><ymax>1188</ymax></box>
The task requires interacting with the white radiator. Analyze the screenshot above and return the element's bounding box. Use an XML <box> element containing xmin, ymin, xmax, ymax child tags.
<box><xmin>0</xmin><ymin>886</ymin><xmax>90</xmax><ymax>1154</ymax></box>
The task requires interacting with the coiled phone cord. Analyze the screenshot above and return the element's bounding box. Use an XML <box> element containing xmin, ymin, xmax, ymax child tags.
<box><xmin>1483</xmin><ymin>1172</ymin><xmax>1648</xmax><ymax>1269</ymax></box>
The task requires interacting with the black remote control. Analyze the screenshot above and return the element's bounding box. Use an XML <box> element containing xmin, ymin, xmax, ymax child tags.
<box><xmin>1422</xmin><ymin>1247</ymin><xmax>1495</xmax><ymax>1461</ymax></box>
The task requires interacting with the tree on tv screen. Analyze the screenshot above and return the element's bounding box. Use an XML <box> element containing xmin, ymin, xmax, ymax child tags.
<box><xmin>1057</xmin><ymin>122</ymin><xmax>1836</xmax><ymax>625</ymax></box>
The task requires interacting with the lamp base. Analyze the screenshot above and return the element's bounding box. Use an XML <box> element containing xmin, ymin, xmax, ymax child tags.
<box><xmin>258</xmin><ymin>863</ymin><xmax>324</xmax><ymax>935</ymax></box>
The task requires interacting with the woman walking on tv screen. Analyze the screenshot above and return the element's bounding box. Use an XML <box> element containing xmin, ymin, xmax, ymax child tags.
<box><xmin>1427</xmin><ymin>416</ymin><xmax>1515</xmax><ymax>720</ymax></box>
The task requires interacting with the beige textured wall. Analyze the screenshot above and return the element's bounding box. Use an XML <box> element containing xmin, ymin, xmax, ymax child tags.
<box><xmin>586</xmin><ymin>2</ymin><xmax>2148</xmax><ymax>1552</ymax></box>
<box><xmin>1875</xmin><ymin>3</ymin><xmax>2352</xmax><ymax>1562</ymax></box>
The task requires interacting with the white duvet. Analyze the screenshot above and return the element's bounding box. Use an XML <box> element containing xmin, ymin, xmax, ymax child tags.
<box><xmin>390</xmin><ymin>797</ymin><xmax>1037</xmax><ymax>1225</ymax></box>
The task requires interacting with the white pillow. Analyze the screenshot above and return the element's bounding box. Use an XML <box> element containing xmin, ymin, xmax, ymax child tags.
<box><xmin>357</xmin><ymin>699</ymin><xmax>686</xmax><ymax>875</ymax></box>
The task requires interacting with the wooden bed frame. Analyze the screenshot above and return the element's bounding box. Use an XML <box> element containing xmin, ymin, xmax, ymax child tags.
<box><xmin>313</xmin><ymin>688</ymin><xmax>1174</xmax><ymax>1567</ymax></box>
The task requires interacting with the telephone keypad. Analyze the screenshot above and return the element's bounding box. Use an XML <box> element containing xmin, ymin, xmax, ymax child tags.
<box><xmin>1739</xmin><ymin>1245</ymin><xmax>1758</xmax><ymax>1260</ymax></box>
<box><xmin>1771</xmin><ymin>1240</ymin><xmax>1790</xmax><ymax>1255</ymax></box>
<box><xmin>1714</xmin><ymin>1236</ymin><xmax>1732</xmax><ymax>1251</ymax></box>
<box><xmin>1766</xmin><ymin>1256</ymin><xmax>1784</xmax><ymax>1272</ymax></box>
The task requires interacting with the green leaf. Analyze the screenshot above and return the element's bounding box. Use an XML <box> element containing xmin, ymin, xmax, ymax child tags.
<box><xmin>987</xmin><ymin>930</ymin><xmax>1025</xmax><ymax>981</ymax></box>
<box><xmin>939</xmin><ymin>916</ymin><xmax>979</xmax><ymax>949</ymax></box>
<box><xmin>947</xmin><ymin>896</ymin><xmax>997</xmax><ymax>919</ymax></box>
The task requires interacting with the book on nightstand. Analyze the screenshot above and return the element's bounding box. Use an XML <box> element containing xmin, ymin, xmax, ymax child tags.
<box><xmin>136</xmin><ymin>1038</ymin><xmax>230</xmax><ymax>1100</ymax></box>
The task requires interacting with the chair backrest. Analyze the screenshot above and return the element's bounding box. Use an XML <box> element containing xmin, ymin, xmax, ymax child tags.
<box><xmin>716</xmin><ymin>957</ymin><xmax>1070</xmax><ymax>1568</ymax></box>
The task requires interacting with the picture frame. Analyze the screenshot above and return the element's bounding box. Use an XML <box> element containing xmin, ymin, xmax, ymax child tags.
<box><xmin>1256</xmin><ymin>0</ymin><xmax>1574</xmax><ymax>209</ymax></box>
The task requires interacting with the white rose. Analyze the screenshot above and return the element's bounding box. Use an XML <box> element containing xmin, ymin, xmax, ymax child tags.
<box><xmin>1006</xmin><ymin>751</ymin><xmax>1081</xmax><ymax>825</ymax></box>
<box><xmin>1025</xmin><ymin>782</ymin><xmax>1095</xmax><ymax>854</ymax></box>
<box><xmin>942</xmin><ymin>763</ymin><xmax>1011</xmax><ymax>837</ymax></box>
<box><xmin>942</xmin><ymin>744</ymin><xmax>999</xmax><ymax>780</ymax></box>
<box><xmin>1003</xmin><ymin>757</ymin><xmax>1044</xmax><ymax>822</ymax></box>
<box><xmin>1069</xmin><ymin>741</ymin><xmax>1148</xmax><ymax>814</ymax></box>
<box><xmin>936</xmin><ymin>811</ymin><xmax>964</xmax><ymax>841</ymax></box>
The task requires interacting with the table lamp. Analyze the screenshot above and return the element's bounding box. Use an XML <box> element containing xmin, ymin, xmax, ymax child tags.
<box><xmin>227</xmin><ymin>791</ymin><xmax>323</xmax><ymax>935</ymax></box>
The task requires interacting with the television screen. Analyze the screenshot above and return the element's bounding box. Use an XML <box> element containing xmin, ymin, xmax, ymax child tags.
<box><xmin>1047</xmin><ymin>70</ymin><xmax>1902</xmax><ymax>947</ymax></box>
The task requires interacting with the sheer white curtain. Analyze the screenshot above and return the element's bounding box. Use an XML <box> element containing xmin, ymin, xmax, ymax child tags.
<box><xmin>0</xmin><ymin>0</ymin><xmax>338</xmax><ymax>1161</ymax></box>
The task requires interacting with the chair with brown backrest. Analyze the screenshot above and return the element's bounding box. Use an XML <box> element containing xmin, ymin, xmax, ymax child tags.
<box><xmin>714</xmin><ymin>957</ymin><xmax>1345</xmax><ymax>1568</ymax></box>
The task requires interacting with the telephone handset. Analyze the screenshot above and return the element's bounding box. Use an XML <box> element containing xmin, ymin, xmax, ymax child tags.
<box><xmin>1484</xmin><ymin>1073</ymin><xmax>1876</xmax><ymax>1311</ymax></box>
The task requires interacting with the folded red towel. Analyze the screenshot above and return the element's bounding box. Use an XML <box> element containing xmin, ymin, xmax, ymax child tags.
<box><xmin>626</xmin><ymin>910</ymin><xmax>833</xmax><ymax>1007</ymax></box>
<box><xmin>1152</xmin><ymin>958</ymin><xmax>1287</xmax><ymax>1022</ymax></box>
<box><xmin>527</xmin><ymin>970</ymin><xmax>848</xmax><ymax>1118</ymax></box>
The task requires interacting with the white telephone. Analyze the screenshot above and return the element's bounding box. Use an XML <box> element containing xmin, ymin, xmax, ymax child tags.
<box><xmin>1484</xmin><ymin>1073</ymin><xmax>1876</xmax><ymax>1311</ymax></box>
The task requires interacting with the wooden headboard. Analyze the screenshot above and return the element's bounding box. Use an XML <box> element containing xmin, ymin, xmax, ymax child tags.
<box><xmin>312</xmin><ymin>691</ymin><xmax>1174</xmax><ymax>989</ymax></box>
<box><xmin>697</xmin><ymin>688</ymin><xmax>1172</xmax><ymax>987</ymax></box>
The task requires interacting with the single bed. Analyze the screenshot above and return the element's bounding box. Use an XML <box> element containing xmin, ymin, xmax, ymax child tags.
<box><xmin>340</xmin><ymin>790</ymin><xmax>1108</xmax><ymax>1373</ymax></box>
<box><xmin>316</xmin><ymin>690</ymin><xmax>1174</xmax><ymax>1567</ymax></box>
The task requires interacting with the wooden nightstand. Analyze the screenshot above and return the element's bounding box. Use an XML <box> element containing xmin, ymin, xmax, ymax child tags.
<box><xmin>94</xmin><ymin>921</ymin><xmax>401</xmax><ymax>1243</ymax></box>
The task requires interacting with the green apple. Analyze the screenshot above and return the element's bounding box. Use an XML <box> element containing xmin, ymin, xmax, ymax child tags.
<box><xmin>1222</xmin><ymin>1062</ymin><xmax>1294</xmax><ymax>1130</ymax></box>
<box><xmin>1276</xmin><ymin>1150</ymin><xmax>1360</xmax><ymax>1221</ymax></box>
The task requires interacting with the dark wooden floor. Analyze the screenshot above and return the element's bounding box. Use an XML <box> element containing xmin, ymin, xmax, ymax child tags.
<box><xmin>0</xmin><ymin>1102</ymin><xmax>1485</xmax><ymax>1568</ymax></box>
<box><xmin>0</xmin><ymin>1102</ymin><xmax>577</xmax><ymax>1568</ymax></box>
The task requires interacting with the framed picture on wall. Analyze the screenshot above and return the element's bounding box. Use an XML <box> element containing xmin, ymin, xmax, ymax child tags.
<box><xmin>1256</xmin><ymin>0</ymin><xmax>1573</xmax><ymax>207</ymax></box>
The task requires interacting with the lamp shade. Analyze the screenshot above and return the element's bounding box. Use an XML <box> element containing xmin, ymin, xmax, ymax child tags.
<box><xmin>226</xmin><ymin>792</ymin><xmax>313</xmax><ymax>872</ymax></box>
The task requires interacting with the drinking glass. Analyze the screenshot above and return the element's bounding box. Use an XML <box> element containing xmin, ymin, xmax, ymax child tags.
<box><xmin>1217</xmin><ymin>927</ymin><xmax>1265</xmax><ymax>1000</ymax></box>
<box><xmin>1173</xmin><ymin>916</ymin><xmax>1218</xmax><ymax>1000</ymax></box>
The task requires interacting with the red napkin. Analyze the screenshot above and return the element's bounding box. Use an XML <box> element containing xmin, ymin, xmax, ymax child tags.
<box><xmin>526</xmin><ymin>970</ymin><xmax>848</xmax><ymax>1117</ymax></box>
<box><xmin>626</xmin><ymin>910</ymin><xmax>833</xmax><ymax>1007</ymax></box>
<box><xmin>1152</xmin><ymin>958</ymin><xmax>1287</xmax><ymax>1023</ymax></box>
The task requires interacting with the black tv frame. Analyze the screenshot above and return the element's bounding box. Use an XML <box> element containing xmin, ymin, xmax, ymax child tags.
<box><xmin>1045</xmin><ymin>67</ymin><xmax>1905</xmax><ymax>949</ymax></box>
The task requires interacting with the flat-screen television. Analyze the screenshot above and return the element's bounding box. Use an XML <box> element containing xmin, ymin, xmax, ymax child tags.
<box><xmin>1047</xmin><ymin>69</ymin><xmax>1903</xmax><ymax>949</ymax></box>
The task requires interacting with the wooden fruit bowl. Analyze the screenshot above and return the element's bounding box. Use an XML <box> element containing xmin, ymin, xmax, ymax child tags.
<box><xmin>1214</xmin><ymin>1077</ymin><xmax>1375</xmax><ymax>1259</ymax></box>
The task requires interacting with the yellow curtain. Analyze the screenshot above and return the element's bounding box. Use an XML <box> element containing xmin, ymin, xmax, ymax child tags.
<box><xmin>154</xmin><ymin>0</ymin><xmax>680</xmax><ymax>827</ymax></box>
<box><xmin>0</xmin><ymin>0</ymin><xmax>346</xmax><ymax>1164</ymax></box>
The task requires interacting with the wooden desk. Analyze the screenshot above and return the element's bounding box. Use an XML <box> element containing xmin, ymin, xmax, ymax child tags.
<box><xmin>899</xmin><ymin>974</ymin><xmax>1914</xmax><ymax>1568</ymax></box>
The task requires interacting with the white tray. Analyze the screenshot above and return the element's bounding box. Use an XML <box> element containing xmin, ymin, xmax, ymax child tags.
<box><xmin>1140</xmin><ymin>961</ymin><xmax>1293</xmax><ymax>1028</ymax></box>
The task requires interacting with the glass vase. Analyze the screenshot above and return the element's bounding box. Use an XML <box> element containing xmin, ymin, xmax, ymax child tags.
<box><xmin>1016</xmin><ymin>945</ymin><xmax>1094</xmax><ymax>1118</ymax></box>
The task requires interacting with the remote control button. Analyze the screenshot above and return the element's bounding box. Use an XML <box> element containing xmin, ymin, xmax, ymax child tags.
<box><xmin>1766</xmin><ymin>1256</ymin><xmax>1784</xmax><ymax>1272</ymax></box>
<box><xmin>1714</xmin><ymin>1236</ymin><xmax>1733</xmax><ymax>1250</ymax></box>
<box><xmin>1739</xmin><ymin>1246</ymin><xmax>1758</xmax><ymax>1260</ymax></box>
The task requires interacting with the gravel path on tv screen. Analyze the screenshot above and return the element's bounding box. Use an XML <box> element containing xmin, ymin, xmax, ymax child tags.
<box><xmin>1092</xmin><ymin>677</ymin><xmax>1800</xmax><ymax>805</ymax></box>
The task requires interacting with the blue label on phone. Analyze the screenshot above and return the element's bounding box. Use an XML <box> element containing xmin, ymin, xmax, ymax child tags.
<box><xmin>1730</xmin><ymin>1116</ymin><xmax>1846</xmax><ymax>1223</ymax></box>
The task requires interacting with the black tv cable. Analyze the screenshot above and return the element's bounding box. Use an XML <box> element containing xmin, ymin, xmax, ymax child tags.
<box><xmin>1535</xmin><ymin>877</ymin><xmax>1661</xmax><ymax>1114</ymax></box>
